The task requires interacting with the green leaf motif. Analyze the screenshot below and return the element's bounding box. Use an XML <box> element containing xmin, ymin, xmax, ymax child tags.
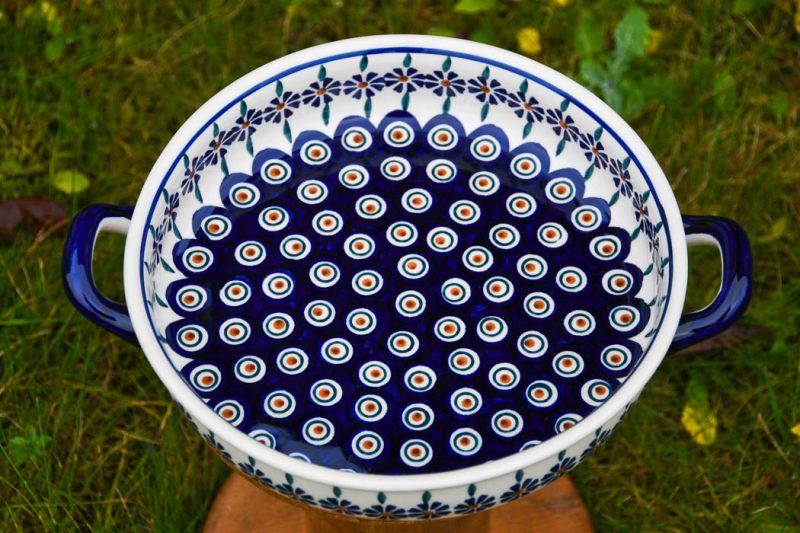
<box><xmin>481</xmin><ymin>66</ymin><xmax>490</xmax><ymax>79</ymax></box>
<box><xmin>560</xmin><ymin>99</ymin><xmax>570</xmax><ymax>111</ymax></box>
<box><xmin>522</xmin><ymin>121</ymin><xmax>533</xmax><ymax>139</ymax></box>
<box><xmin>443</xmin><ymin>96</ymin><xmax>451</xmax><ymax>114</ymax></box>
<box><xmin>155</xmin><ymin>294</ymin><xmax>168</xmax><ymax>308</ymax></box>
<box><xmin>622</xmin><ymin>156</ymin><xmax>631</xmax><ymax>169</ymax></box>
<box><xmin>246</xmin><ymin>136</ymin><xmax>254</xmax><ymax>157</ymax></box>
<box><xmin>333</xmin><ymin>486</ymin><xmax>342</xmax><ymax>498</ymax></box>
<box><xmin>182</xmin><ymin>154</ymin><xmax>190</xmax><ymax>168</ymax></box>
<box><xmin>364</xmin><ymin>96</ymin><xmax>372</xmax><ymax>119</ymax></box>
<box><xmin>631</xmin><ymin>226</ymin><xmax>641</xmax><ymax>240</ymax></box>
<box><xmin>443</xmin><ymin>56</ymin><xmax>452</xmax><ymax>72</ymax></box>
<box><xmin>221</xmin><ymin>156</ymin><xmax>229</xmax><ymax>176</ymax></box>
<box><xmin>50</xmin><ymin>170</ymin><xmax>90</xmax><ymax>194</ymax></box>
<box><xmin>213</xmin><ymin>122</ymin><xmax>220</xmax><ymax>137</ymax></box>
<box><xmin>286</xmin><ymin>473</ymin><xmax>294</xmax><ymax>485</ymax></box>
<box><xmin>318</xmin><ymin>65</ymin><xmax>326</xmax><ymax>82</ymax></box>
<box><xmin>283</xmin><ymin>121</ymin><xmax>292</xmax><ymax>143</ymax></box>
<box><xmin>44</xmin><ymin>36</ymin><xmax>65</xmax><ymax>62</ymax></box>
<box><xmin>480</xmin><ymin>102</ymin><xmax>489</xmax><ymax>122</ymax></box>
<box><xmin>378</xmin><ymin>492</ymin><xmax>387</xmax><ymax>504</ymax></box>
<box><xmin>519</xmin><ymin>79</ymin><xmax>528</xmax><ymax>94</ymax></box>
<box><xmin>401</xmin><ymin>91</ymin><xmax>410</xmax><ymax>112</ymax></box>
<box><xmin>276</xmin><ymin>80</ymin><xmax>283</xmax><ymax>97</ymax></box>
<box><xmin>403</xmin><ymin>53</ymin><xmax>412</xmax><ymax>68</ymax></box>
<box><xmin>608</xmin><ymin>191</ymin><xmax>620</xmax><ymax>206</ymax></box>
<box><xmin>359</xmin><ymin>55</ymin><xmax>368</xmax><ymax>72</ymax></box>
<box><xmin>642</xmin><ymin>264</ymin><xmax>654</xmax><ymax>276</ymax></box>
<box><xmin>322</xmin><ymin>103</ymin><xmax>330</xmax><ymax>125</ymax></box>
<box><xmin>614</xmin><ymin>6</ymin><xmax>651</xmax><ymax>61</ymax></box>
<box><xmin>584</xmin><ymin>165</ymin><xmax>595</xmax><ymax>181</ymax></box>
<box><xmin>642</xmin><ymin>190</ymin><xmax>651</xmax><ymax>202</ymax></box>
<box><xmin>515</xmin><ymin>469</ymin><xmax>524</xmax><ymax>482</ymax></box>
<box><xmin>422</xmin><ymin>490</ymin><xmax>431</xmax><ymax>504</ymax></box>
<box><xmin>556</xmin><ymin>138</ymin><xmax>566</xmax><ymax>156</ymax></box>
<box><xmin>454</xmin><ymin>0</ymin><xmax>497</xmax><ymax>14</ymax></box>
<box><xmin>240</xmin><ymin>100</ymin><xmax>247</xmax><ymax>117</ymax></box>
<box><xmin>468</xmin><ymin>484</ymin><xmax>476</xmax><ymax>496</ymax></box>
<box><xmin>161</xmin><ymin>189</ymin><xmax>169</xmax><ymax>204</ymax></box>
<box><xmin>161</xmin><ymin>260</ymin><xmax>175</xmax><ymax>274</ymax></box>
<box><xmin>173</xmin><ymin>224</ymin><xmax>182</xmax><ymax>240</ymax></box>
<box><xmin>594</xmin><ymin>127</ymin><xmax>603</xmax><ymax>140</ymax></box>
<box><xmin>148</xmin><ymin>224</ymin><xmax>156</xmax><ymax>238</ymax></box>
<box><xmin>194</xmin><ymin>186</ymin><xmax>203</xmax><ymax>203</ymax></box>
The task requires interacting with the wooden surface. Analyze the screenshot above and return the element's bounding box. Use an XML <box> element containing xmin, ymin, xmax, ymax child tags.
<box><xmin>204</xmin><ymin>472</ymin><xmax>593</xmax><ymax>533</ymax></box>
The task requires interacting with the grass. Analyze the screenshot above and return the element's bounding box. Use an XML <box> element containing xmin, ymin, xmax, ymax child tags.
<box><xmin>1</xmin><ymin>0</ymin><xmax>798</xmax><ymax>530</ymax></box>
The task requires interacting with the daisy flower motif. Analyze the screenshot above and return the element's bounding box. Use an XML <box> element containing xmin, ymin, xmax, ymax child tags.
<box><xmin>263</xmin><ymin>91</ymin><xmax>300</xmax><ymax>123</ymax></box>
<box><xmin>632</xmin><ymin>191</ymin><xmax>650</xmax><ymax>229</ymax></box>
<box><xmin>162</xmin><ymin>192</ymin><xmax>180</xmax><ymax>232</ymax></box>
<box><xmin>302</xmin><ymin>77</ymin><xmax>342</xmax><ymax>107</ymax></box>
<box><xmin>426</xmin><ymin>70</ymin><xmax>466</xmax><ymax>97</ymax></box>
<box><xmin>343</xmin><ymin>72</ymin><xmax>385</xmax><ymax>100</ymax></box>
<box><xmin>224</xmin><ymin>108</ymin><xmax>264</xmax><ymax>145</ymax></box>
<box><xmin>202</xmin><ymin>129</ymin><xmax>227</xmax><ymax>167</ymax></box>
<box><xmin>609</xmin><ymin>158</ymin><xmax>634</xmax><ymax>198</ymax></box>
<box><xmin>507</xmin><ymin>91</ymin><xmax>545</xmax><ymax>123</ymax></box>
<box><xmin>578</xmin><ymin>132</ymin><xmax>610</xmax><ymax>169</ymax></box>
<box><xmin>467</xmin><ymin>75</ymin><xmax>509</xmax><ymax>105</ymax></box>
<box><xmin>180</xmin><ymin>156</ymin><xmax>202</xmax><ymax>195</ymax></box>
<box><xmin>545</xmin><ymin>108</ymin><xmax>580</xmax><ymax>141</ymax></box>
<box><xmin>383</xmin><ymin>67</ymin><xmax>428</xmax><ymax>93</ymax></box>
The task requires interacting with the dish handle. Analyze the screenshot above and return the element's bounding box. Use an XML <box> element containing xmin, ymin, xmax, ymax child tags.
<box><xmin>62</xmin><ymin>204</ymin><xmax>137</xmax><ymax>344</ymax></box>
<box><xmin>670</xmin><ymin>215</ymin><xmax>752</xmax><ymax>353</ymax></box>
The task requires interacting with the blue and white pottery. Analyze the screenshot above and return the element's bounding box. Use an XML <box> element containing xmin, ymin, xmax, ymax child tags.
<box><xmin>63</xmin><ymin>35</ymin><xmax>752</xmax><ymax>520</ymax></box>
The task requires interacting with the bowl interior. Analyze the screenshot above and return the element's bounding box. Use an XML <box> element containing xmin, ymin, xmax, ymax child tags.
<box><xmin>137</xmin><ymin>45</ymin><xmax>670</xmax><ymax>474</ymax></box>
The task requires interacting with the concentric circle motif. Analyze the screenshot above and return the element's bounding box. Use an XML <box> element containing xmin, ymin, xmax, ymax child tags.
<box><xmin>276</xmin><ymin>347</ymin><xmax>309</xmax><ymax>375</ymax></box>
<box><xmin>555</xmin><ymin>413</ymin><xmax>583</xmax><ymax>433</ymax></box>
<box><xmin>489</xmin><ymin>363</ymin><xmax>520</xmax><ymax>390</ymax></box>
<box><xmin>215</xmin><ymin>400</ymin><xmax>245</xmax><ymax>426</ymax></box>
<box><xmin>441</xmin><ymin>278</ymin><xmax>471</xmax><ymax>305</ymax></box>
<box><xmin>355</xmin><ymin>394</ymin><xmax>388</xmax><ymax>422</ymax></box>
<box><xmin>581</xmin><ymin>379</ymin><xmax>613</xmax><ymax>407</ymax></box>
<box><xmin>262</xmin><ymin>313</ymin><xmax>294</xmax><ymax>339</ymax></box>
<box><xmin>354</xmin><ymin>194</ymin><xmax>387</xmax><ymax>219</ymax></box>
<box><xmin>302</xmin><ymin>417</ymin><xmax>335</xmax><ymax>446</ymax></box>
<box><xmin>176</xmin><ymin>285</ymin><xmax>208</xmax><ymax>312</ymax></box>
<box><xmin>351</xmin><ymin>270</ymin><xmax>383</xmax><ymax>296</ymax></box>
<box><xmin>351</xmin><ymin>431</ymin><xmax>384</xmax><ymax>460</ymax></box>
<box><xmin>309</xmin><ymin>261</ymin><xmax>340</xmax><ymax>288</ymax></box>
<box><xmin>280</xmin><ymin>235</ymin><xmax>311</xmax><ymax>260</ymax></box>
<box><xmin>309</xmin><ymin>379</ymin><xmax>342</xmax><ymax>407</ymax></box>
<box><xmin>517</xmin><ymin>331</ymin><xmax>548</xmax><ymax>358</ymax></box>
<box><xmin>449</xmin><ymin>428</ymin><xmax>482</xmax><ymax>456</ymax></box>
<box><xmin>229</xmin><ymin>183</ymin><xmax>260</xmax><ymax>208</ymax></box>
<box><xmin>450</xmin><ymin>387</ymin><xmax>482</xmax><ymax>415</ymax></box>
<box><xmin>297</xmin><ymin>179</ymin><xmax>328</xmax><ymax>204</ymax></box>
<box><xmin>449</xmin><ymin>200</ymin><xmax>481</xmax><ymax>225</ymax></box>
<box><xmin>341</xmin><ymin>126</ymin><xmax>372</xmax><ymax>152</ymax></box>
<box><xmin>448</xmin><ymin>348</ymin><xmax>480</xmax><ymax>376</ymax></box>
<box><xmin>344</xmin><ymin>234</ymin><xmax>375</xmax><ymax>259</ymax></box>
<box><xmin>404</xmin><ymin>366</ymin><xmax>437</xmax><ymax>393</ymax></box>
<box><xmin>189</xmin><ymin>364</ymin><xmax>220</xmax><ymax>392</ymax></box>
<box><xmin>346</xmin><ymin>308</ymin><xmax>377</xmax><ymax>335</ymax></box>
<box><xmin>312</xmin><ymin>210</ymin><xmax>343</xmax><ymax>236</ymax></box>
<box><xmin>339</xmin><ymin>164</ymin><xmax>370</xmax><ymax>189</ymax></box>
<box><xmin>537</xmin><ymin>222</ymin><xmax>568</xmax><ymax>248</ymax></box>
<box><xmin>259</xmin><ymin>206</ymin><xmax>290</xmax><ymax>231</ymax></box>
<box><xmin>477</xmin><ymin>316</ymin><xmax>508</xmax><ymax>343</ymax></box>
<box><xmin>571</xmin><ymin>205</ymin><xmax>603</xmax><ymax>231</ymax></box>
<box><xmin>426</xmin><ymin>227</ymin><xmax>458</xmax><ymax>253</ymax></box>
<box><xmin>201</xmin><ymin>215</ymin><xmax>232</xmax><ymax>240</ymax></box>
<box><xmin>260</xmin><ymin>158</ymin><xmax>292</xmax><ymax>185</ymax></box>
<box><xmin>426</xmin><ymin>159</ymin><xmax>457</xmax><ymax>183</ymax></box>
<box><xmin>387</xmin><ymin>331</ymin><xmax>419</xmax><ymax>358</ymax></box>
<box><xmin>470</xmin><ymin>135</ymin><xmax>501</xmax><ymax>161</ymax></box>
<box><xmin>427</xmin><ymin>124</ymin><xmax>459</xmax><ymax>150</ymax></box>
<box><xmin>219</xmin><ymin>317</ymin><xmax>251</xmax><ymax>345</ymax></box>
<box><xmin>564</xmin><ymin>310</ymin><xmax>596</xmax><ymax>336</ymax></box>
<box><xmin>401</xmin><ymin>188</ymin><xmax>433</xmax><ymax>214</ymax></box>
<box><xmin>263</xmin><ymin>390</ymin><xmax>296</xmax><ymax>418</ymax></box>
<box><xmin>603</xmin><ymin>269</ymin><xmax>634</xmax><ymax>295</ymax></box>
<box><xmin>396</xmin><ymin>290</ymin><xmax>426</xmax><ymax>318</ymax></box>
<box><xmin>469</xmin><ymin>171</ymin><xmax>500</xmax><ymax>195</ymax></box>
<box><xmin>182</xmin><ymin>246</ymin><xmax>213</xmax><ymax>273</ymax></box>
<box><xmin>358</xmin><ymin>361</ymin><xmax>391</xmax><ymax>387</ymax></box>
<box><xmin>220</xmin><ymin>280</ymin><xmax>251</xmax><ymax>307</ymax></box>
<box><xmin>506</xmin><ymin>192</ymin><xmax>537</xmax><ymax>218</ymax></box>
<box><xmin>304</xmin><ymin>300</ymin><xmax>336</xmax><ymax>327</ymax></box>
<box><xmin>399</xmin><ymin>439</ymin><xmax>432</xmax><ymax>468</ymax></box>
<box><xmin>545</xmin><ymin>178</ymin><xmax>577</xmax><ymax>204</ymax></box>
<box><xmin>590</xmin><ymin>235</ymin><xmax>622</xmax><ymax>260</ymax></box>
<box><xmin>299</xmin><ymin>140</ymin><xmax>331</xmax><ymax>165</ymax></box>
<box><xmin>383</xmin><ymin>121</ymin><xmax>414</xmax><ymax>147</ymax></box>
<box><xmin>262</xmin><ymin>272</ymin><xmax>294</xmax><ymax>299</ymax></box>
<box><xmin>510</xmin><ymin>153</ymin><xmax>542</xmax><ymax>179</ymax></box>
<box><xmin>517</xmin><ymin>254</ymin><xmax>548</xmax><ymax>281</ymax></box>
<box><xmin>489</xmin><ymin>224</ymin><xmax>520</xmax><ymax>249</ymax></box>
<box><xmin>524</xmin><ymin>292</ymin><xmax>555</xmax><ymax>318</ymax></box>
<box><xmin>609</xmin><ymin>305</ymin><xmax>641</xmax><ymax>332</ymax></box>
<box><xmin>434</xmin><ymin>316</ymin><xmax>466</xmax><ymax>342</ymax></box>
<box><xmin>380</xmin><ymin>156</ymin><xmax>411</xmax><ymax>180</ymax></box>
<box><xmin>320</xmin><ymin>338</ymin><xmax>354</xmax><ymax>364</ymax></box>
<box><xmin>234</xmin><ymin>241</ymin><xmax>266</xmax><ymax>266</ymax></box>
<box><xmin>402</xmin><ymin>404</ymin><xmax>434</xmax><ymax>431</ymax></box>
<box><xmin>555</xmin><ymin>266</ymin><xmax>588</xmax><ymax>293</ymax></box>
<box><xmin>248</xmin><ymin>428</ymin><xmax>277</xmax><ymax>448</ymax></box>
<box><xmin>234</xmin><ymin>355</ymin><xmax>266</xmax><ymax>383</ymax></box>
<box><xmin>526</xmin><ymin>380</ymin><xmax>558</xmax><ymax>408</ymax></box>
<box><xmin>491</xmin><ymin>410</ymin><xmax>523</xmax><ymax>437</ymax></box>
<box><xmin>176</xmin><ymin>325</ymin><xmax>207</xmax><ymax>352</ymax></box>
<box><xmin>386</xmin><ymin>221</ymin><xmax>418</xmax><ymax>247</ymax></box>
<box><xmin>483</xmin><ymin>276</ymin><xmax>514</xmax><ymax>303</ymax></box>
<box><xmin>397</xmin><ymin>254</ymin><xmax>429</xmax><ymax>279</ymax></box>
<box><xmin>462</xmin><ymin>246</ymin><xmax>494</xmax><ymax>272</ymax></box>
<box><xmin>601</xmin><ymin>344</ymin><xmax>633</xmax><ymax>371</ymax></box>
<box><xmin>553</xmin><ymin>351</ymin><xmax>585</xmax><ymax>378</ymax></box>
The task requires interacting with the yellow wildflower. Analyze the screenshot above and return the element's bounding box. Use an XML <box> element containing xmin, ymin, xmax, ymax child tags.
<box><xmin>517</xmin><ymin>27</ymin><xmax>542</xmax><ymax>56</ymax></box>
<box><xmin>681</xmin><ymin>404</ymin><xmax>717</xmax><ymax>446</ymax></box>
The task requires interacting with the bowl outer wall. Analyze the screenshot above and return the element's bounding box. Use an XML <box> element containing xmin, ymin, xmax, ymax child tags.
<box><xmin>122</xmin><ymin>34</ymin><xmax>688</xmax><ymax>493</ymax></box>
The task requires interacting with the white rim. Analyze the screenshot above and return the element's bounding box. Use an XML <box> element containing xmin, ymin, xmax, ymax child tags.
<box><xmin>123</xmin><ymin>34</ymin><xmax>688</xmax><ymax>492</ymax></box>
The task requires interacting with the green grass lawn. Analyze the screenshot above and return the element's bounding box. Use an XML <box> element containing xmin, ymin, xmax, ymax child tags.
<box><xmin>1</xmin><ymin>0</ymin><xmax>799</xmax><ymax>530</ymax></box>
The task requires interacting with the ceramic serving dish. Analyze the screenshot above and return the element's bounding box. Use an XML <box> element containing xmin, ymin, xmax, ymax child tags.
<box><xmin>63</xmin><ymin>35</ymin><xmax>751</xmax><ymax>520</ymax></box>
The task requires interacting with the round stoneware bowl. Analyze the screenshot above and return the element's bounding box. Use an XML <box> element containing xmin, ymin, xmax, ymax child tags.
<box><xmin>63</xmin><ymin>35</ymin><xmax>752</xmax><ymax>520</ymax></box>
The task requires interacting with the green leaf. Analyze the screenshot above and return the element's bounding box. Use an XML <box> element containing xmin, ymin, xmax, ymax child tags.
<box><xmin>594</xmin><ymin>127</ymin><xmax>603</xmax><ymax>140</ymax></box>
<box><xmin>480</xmin><ymin>102</ymin><xmax>489</xmax><ymax>121</ymax></box>
<box><xmin>364</xmin><ymin>96</ymin><xmax>372</xmax><ymax>119</ymax></box>
<box><xmin>283</xmin><ymin>121</ymin><xmax>292</xmax><ymax>143</ymax></box>
<box><xmin>556</xmin><ymin>138</ymin><xmax>566</xmax><ymax>156</ymax></box>
<box><xmin>481</xmin><ymin>66</ymin><xmax>490</xmax><ymax>79</ymax></box>
<box><xmin>468</xmin><ymin>484</ymin><xmax>476</xmax><ymax>496</ymax></box>
<box><xmin>378</xmin><ymin>492</ymin><xmax>387</xmax><ymax>504</ymax></box>
<box><xmin>583</xmin><ymin>165</ymin><xmax>595</xmax><ymax>180</ymax></box>
<box><xmin>194</xmin><ymin>186</ymin><xmax>203</xmax><ymax>203</ymax></box>
<box><xmin>614</xmin><ymin>6</ymin><xmax>651</xmax><ymax>61</ymax></box>
<box><xmin>560</xmin><ymin>99</ymin><xmax>570</xmax><ymax>111</ymax></box>
<box><xmin>631</xmin><ymin>226</ymin><xmax>641</xmax><ymax>240</ymax></box>
<box><xmin>713</xmin><ymin>71</ymin><xmax>737</xmax><ymax>113</ymax></box>
<box><xmin>221</xmin><ymin>156</ymin><xmax>229</xmax><ymax>176</ymax></box>
<box><xmin>622</xmin><ymin>156</ymin><xmax>631</xmax><ymax>169</ymax></box>
<box><xmin>182</xmin><ymin>154</ymin><xmax>190</xmax><ymax>169</ymax></box>
<box><xmin>246</xmin><ymin>136</ymin><xmax>253</xmax><ymax>156</ymax></box>
<box><xmin>161</xmin><ymin>190</ymin><xmax>169</xmax><ymax>204</ymax></box>
<box><xmin>642</xmin><ymin>264</ymin><xmax>654</xmax><ymax>276</ymax></box>
<box><xmin>50</xmin><ymin>170</ymin><xmax>90</xmax><ymax>194</ymax></box>
<box><xmin>8</xmin><ymin>427</ymin><xmax>51</xmax><ymax>464</ymax></box>
<box><xmin>161</xmin><ymin>260</ymin><xmax>175</xmax><ymax>274</ymax></box>
<box><xmin>155</xmin><ymin>294</ymin><xmax>168</xmax><ymax>308</ymax></box>
<box><xmin>515</xmin><ymin>470</ymin><xmax>523</xmax><ymax>482</ymax></box>
<box><xmin>317</xmin><ymin>65</ymin><xmax>326</xmax><ymax>81</ymax></box>
<box><xmin>333</xmin><ymin>486</ymin><xmax>342</xmax><ymax>498</ymax></box>
<box><xmin>575</xmin><ymin>11</ymin><xmax>604</xmax><ymax>57</ymax></box>
<box><xmin>519</xmin><ymin>79</ymin><xmax>528</xmax><ymax>94</ymax></box>
<box><xmin>422</xmin><ymin>490</ymin><xmax>431</xmax><ymax>504</ymax></box>
<box><xmin>44</xmin><ymin>36</ymin><xmax>65</xmax><ymax>62</ymax></box>
<box><xmin>442</xmin><ymin>56</ymin><xmax>452</xmax><ymax>72</ymax></box>
<box><xmin>403</xmin><ymin>53</ymin><xmax>412</xmax><ymax>67</ymax></box>
<box><xmin>359</xmin><ymin>54</ymin><xmax>368</xmax><ymax>72</ymax></box>
<box><xmin>454</xmin><ymin>0</ymin><xmax>496</xmax><ymax>14</ymax></box>
<box><xmin>579</xmin><ymin>59</ymin><xmax>607</xmax><ymax>89</ymax></box>
<box><xmin>642</xmin><ymin>190</ymin><xmax>650</xmax><ymax>202</ymax></box>
<box><xmin>276</xmin><ymin>80</ymin><xmax>283</xmax><ymax>97</ymax></box>
<box><xmin>239</xmin><ymin>100</ymin><xmax>247</xmax><ymax>117</ymax></box>
<box><xmin>609</xmin><ymin>191</ymin><xmax>620</xmax><ymax>206</ymax></box>
<box><xmin>522</xmin><ymin>121</ymin><xmax>533</xmax><ymax>139</ymax></box>
<box><xmin>322</xmin><ymin>103</ymin><xmax>330</xmax><ymax>125</ymax></box>
<box><xmin>401</xmin><ymin>91</ymin><xmax>410</xmax><ymax>112</ymax></box>
<box><xmin>172</xmin><ymin>224</ymin><xmax>182</xmax><ymax>240</ymax></box>
<box><xmin>286</xmin><ymin>473</ymin><xmax>294</xmax><ymax>485</ymax></box>
<box><xmin>443</xmin><ymin>96</ymin><xmax>451</xmax><ymax>114</ymax></box>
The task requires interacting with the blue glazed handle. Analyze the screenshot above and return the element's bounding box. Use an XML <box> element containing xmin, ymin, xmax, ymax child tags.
<box><xmin>62</xmin><ymin>204</ymin><xmax>137</xmax><ymax>344</ymax></box>
<box><xmin>670</xmin><ymin>215</ymin><xmax>752</xmax><ymax>353</ymax></box>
